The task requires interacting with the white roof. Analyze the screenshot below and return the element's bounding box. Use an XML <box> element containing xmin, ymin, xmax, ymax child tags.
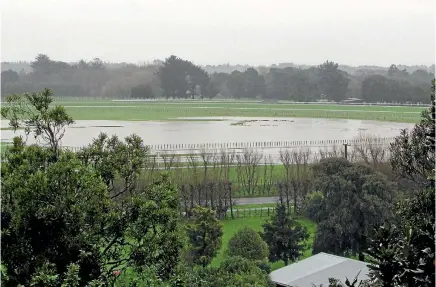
<box><xmin>269</xmin><ymin>253</ymin><xmax>370</xmax><ymax>287</ymax></box>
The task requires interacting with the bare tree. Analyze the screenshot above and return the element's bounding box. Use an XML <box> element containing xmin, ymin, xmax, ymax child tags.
<box><xmin>199</xmin><ymin>148</ymin><xmax>212</xmax><ymax>182</ymax></box>
<box><xmin>353</xmin><ymin>133</ymin><xmax>388</xmax><ymax>166</ymax></box>
<box><xmin>279</xmin><ymin>149</ymin><xmax>293</xmax><ymax>211</ymax></box>
<box><xmin>160</xmin><ymin>151</ymin><xmax>177</xmax><ymax>170</ymax></box>
<box><xmin>199</xmin><ymin>148</ymin><xmax>213</xmax><ymax>206</ymax></box>
<box><xmin>261</xmin><ymin>155</ymin><xmax>275</xmax><ymax>196</ymax></box>
<box><xmin>142</xmin><ymin>153</ymin><xmax>158</xmax><ymax>187</ymax></box>
<box><xmin>220</xmin><ymin>149</ymin><xmax>235</xmax><ymax>182</ymax></box>
<box><xmin>290</xmin><ymin>148</ymin><xmax>312</xmax><ymax>214</ymax></box>
<box><xmin>236</xmin><ymin>149</ymin><xmax>263</xmax><ymax>195</ymax></box>
<box><xmin>220</xmin><ymin>149</ymin><xmax>235</xmax><ymax>218</ymax></box>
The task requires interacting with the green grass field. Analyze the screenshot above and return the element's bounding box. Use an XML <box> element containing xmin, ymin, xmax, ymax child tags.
<box><xmin>115</xmin><ymin>214</ymin><xmax>316</xmax><ymax>283</ymax></box>
<box><xmin>211</xmin><ymin>216</ymin><xmax>317</xmax><ymax>270</ymax></box>
<box><xmin>48</xmin><ymin>100</ymin><xmax>424</xmax><ymax>123</ymax></box>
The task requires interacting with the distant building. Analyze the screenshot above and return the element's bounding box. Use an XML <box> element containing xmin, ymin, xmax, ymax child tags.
<box><xmin>340</xmin><ymin>98</ymin><xmax>363</xmax><ymax>104</ymax></box>
<box><xmin>269</xmin><ymin>253</ymin><xmax>370</xmax><ymax>287</ymax></box>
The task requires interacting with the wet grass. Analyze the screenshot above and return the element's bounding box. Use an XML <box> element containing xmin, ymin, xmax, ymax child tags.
<box><xmin>1</xmin><ymin>142</ymin><xmax>12</xmax><ymax>154</ymax></box>
<box><xmin>115</xmin><ymin>214</ymin><xmax>316</xmax><ymax>283</ymax></box>
<box><xmin>211</xmin><ymin>216</ymin><xmax>317</xmax><ymax>270</ymax></box>
<box><xmin>46</xmin><ymin>101</ymin><xmax>424</xmax><ymax>123</ymax></box>
<box><xmin>56</xmin><ymin>100</ymin><xmax>425</xmax><ymax>112</ymax></box>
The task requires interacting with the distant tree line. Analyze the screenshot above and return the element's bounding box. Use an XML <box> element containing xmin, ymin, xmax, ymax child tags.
<box><xmin>1</xmin><ymin>54</ymin><xmax>434</xmax><ymax>103</ymax></box>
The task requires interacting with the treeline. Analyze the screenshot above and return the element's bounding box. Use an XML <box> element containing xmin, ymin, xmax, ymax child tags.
<box><xmin>1</xmin><ymin>54</ymin><xmax>434</xmax><ymax>103</ymax></box>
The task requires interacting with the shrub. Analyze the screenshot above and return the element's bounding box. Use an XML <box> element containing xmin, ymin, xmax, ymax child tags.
<box><xmin>227</xmin><ymin>227</ymin><xmax>269</xmax><ymax>261</ymax></box>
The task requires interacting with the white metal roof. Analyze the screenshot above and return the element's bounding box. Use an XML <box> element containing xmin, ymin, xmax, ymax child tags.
<box><xmin>269</xmin><ymin>253</ymin><xmax>370</xmax><ymax>287</ymax></box>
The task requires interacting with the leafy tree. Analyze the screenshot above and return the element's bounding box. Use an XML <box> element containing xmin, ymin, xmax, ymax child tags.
<box><xmin>210</xmin><ymin>72</ymin><xmax>231</xmax><ymax>98</ymax></box>
<box><xmin>309</xmin><ymin>158</ymin><xmax>395</xmax><ymax>260</ymax></box>
<box><xmin>90</xmin><ymin>58</ymin><xmax>105</xmax><ymax>70</ymax></box>
<box><xmin>242</xmin><ymin>67</ymin><xmax>265</xmax><ymax>98</ymax></box>
<box><xmin>77</xmin><ymin>133</ymin><xmax>182</xmax><ymax>280</ymax></box>
<box><xmin>317</xmin><ymin>61</ymin><xmax>350</xmax><ymax>102</ymax></box>
<box><xmin>365</xmin><ymin>83</ymin><xmax>435</xmax><ymax>286</ymax></box>
<box><xmin>1</xmin><ymin>140</ymin><xmax>110</xmax><ymax>286</ymax></box>
<box><xmin>387</xmin><ymin>64</ymin><xmax>409</xmax><ymax>78</ymax></box>
<box><xmin>219</xmin><ymin>256</ymin><xmax>274</xmax><ymax>286</ymax></box>
<box><xmin>264</xmin><ymin>68</ymin><xmax>292</xmax><ymax>100</ymax></box>
<box><xmin>365</xmin><ymin>189</ymin><xmax>435</xmax><ymax>287</ymax></box>
<box><xmin>303</xmin><ymin>191</ymin><xmax>325</xmax><ymax>222</ymax></box>
<box><xmin>1</xmin><ymin>69</ymin><xmax>19</xmax><ymax>83</ymax></box>
<box><xmin>186</xmin><ymin>206</ymin><xmax>223</xmax><ymax>267</ymax></box>
<box><xmin>30</xmin><ymin>53</ymin><xmax>52</xmax><ymax>74</ymax></box>
<box><xmin>186</xmin><ymin>63</ymin><xmax>211</xmax><ymax>99</ymax></box>
<box><xmin>227</xmin><ymin>227</ymin><xmax>269</xmax><ymax>261</ymax></box>
<box><xmin>130</xmin><ymin>84</ymin><xmax>154</xmax><ymax>99</ymax></box>
<box><xmin>288</xmin><ymin>68</ymin><xmax>320</xmax><ymax>102</ymax></box>
<box><xmin>226</xmin><ymin>70</ymin><xmax>246</xmax><ymax>99</ymax></box>
<box><xmin>261</xmin><ymin>203</ymin><xmax>309</xmax><ymax>265</ymax></box>
<box><xmin>389</xmin><ymin>79</ymin><xmax>435</xmax><ymax>188</ymax></box>
<box><xmin>1</xmin><ymin>92</ymin><xmax>184</xmax><ymax>285</ymax></box>
<box><xmin>1</xmin><ymin>88</ymin><xmax>74</xmax><ymax>154</ymax></box>
<box><xmin>1</xmin><ymin>69</ymin><xmax>20</xmax><ymax>99</ymax></box>
<box><xmin>77</xmin><ymin>132</ymin><xmax>149</xmax><ymax>199</ymax></box>
<box><xmin>361</xmin><ymin>75</ymin><xmax>392</xmax><ymax>103</ymax></box>
<box><xmin>158</xmin><ymin>55</ymin><xmax>187</xmax><ymax>99</ymax></box>
<box><xmin>1</xmin><ymin>139</ymin><xmax>183</xmax><ymax>285</ymax></box>
<box><xmin>182</xmin><ymin>257</ymin><xmax>274</xmax><ymax>287</ymax></box>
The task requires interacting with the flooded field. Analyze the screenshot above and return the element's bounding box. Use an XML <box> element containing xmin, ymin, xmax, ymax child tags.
<box><xmin>1</xmin><ymin>117</ymin><xmax>413</xmax><ymax>148</ymax></box>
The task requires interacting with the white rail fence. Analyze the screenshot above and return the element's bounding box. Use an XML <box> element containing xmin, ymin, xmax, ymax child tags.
<box><xmin>144</xmin><ymin>137</ymin><xmax>396</xmax><ymax>153</ymax></box>
<box><xmin>61</xmin><ymin>137</ymin><xmax>396</xmax><ymax>166</ymax></box>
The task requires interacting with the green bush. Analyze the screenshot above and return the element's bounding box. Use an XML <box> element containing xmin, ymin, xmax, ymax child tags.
<box><xmin>227</xmin><ymin>227</ymin><xmax>269</xmax><ymax>261</ymax></box>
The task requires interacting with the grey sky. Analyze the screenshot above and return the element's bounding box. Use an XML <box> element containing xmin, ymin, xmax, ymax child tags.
<box><xmin>1</xmin><ymin>0</ymin><xmax>435</xmax><ymax>66</ymax></box>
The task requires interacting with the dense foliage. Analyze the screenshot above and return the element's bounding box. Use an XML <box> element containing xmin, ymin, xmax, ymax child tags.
<box><xmin>308</xmin><ymin>158</ymin><xmax>395</xmax><ymax>260</ymax></box>
<box><xmin>185</xmin><ymin>206</ymin><xmax>223</xmax><ymax>267</ymax></box>
<box><xmin>1</xmin><ymin>90</ymin><xmax>185</xmax><ymax>285</ymax></box>
<box><xmin>226</xmin><ymin>227</ymin><xmax>269</xmax><ymax>261</ymax></box>
<box><xmin>182</xmin><ymin>257</ymin><xmax>274</xmax><ymax>287</ymax></box>
<box><xmin>2</xmin><ymin>54</ymin><xmax>433</xmax><ymax>103</ymax></box>
<box><xmin>261</xmin><ymin>204</ymin><xmax>309</xmax><ymax>265</ymax></box>
<box><xmin>389</xmin><ymin>79</ymin><xmax>435</xmax><ymax>188</ymax></box>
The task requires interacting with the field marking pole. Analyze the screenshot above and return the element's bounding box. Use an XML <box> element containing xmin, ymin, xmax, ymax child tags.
<box><xmin>343</xmin><ymin>143</ymin><xmax>349</xmax><ymax>160</ymax></box>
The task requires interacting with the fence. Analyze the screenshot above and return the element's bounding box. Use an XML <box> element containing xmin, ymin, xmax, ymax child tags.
<box><xmin>147</xmin><ymin>137</ymin><xmax>395</xmax><ymax>153</ymax></box>
<box><xmin>3</xmin><ymin>137</ymin><xmax>395</xmax><ymax>166</ymax></box>
<box><xmin>63</xmin><ymin>137</ymin><xmax>396</xmax><ymax>154</ymax></box>
<box><xmin>226</xmin><ymin>207</ymin><xmax>276</xmax><ymax>219</ymax></box>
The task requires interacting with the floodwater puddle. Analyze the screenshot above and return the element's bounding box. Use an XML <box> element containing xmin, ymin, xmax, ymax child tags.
<box><xmin>231</xmin><ymin>119</ymin><xmax>295</xmax><ymax>126</ymax></box>
<box><xmin>1</xmin><ymin>117</ymin><xmax>414</xmax><ymax>149</ymax></box>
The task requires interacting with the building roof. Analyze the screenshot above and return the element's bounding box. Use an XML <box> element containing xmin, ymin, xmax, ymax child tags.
<box><xmin>269</xmin><ymin>253</ymin><xmax>370</xmax><ymax>287</ymax></box>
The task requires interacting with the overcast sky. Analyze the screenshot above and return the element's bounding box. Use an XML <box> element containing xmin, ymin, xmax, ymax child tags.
<box><xmin>1</xmin><ymin>0</ymin><xmax>435</xmax><ymax>66</ymax></box>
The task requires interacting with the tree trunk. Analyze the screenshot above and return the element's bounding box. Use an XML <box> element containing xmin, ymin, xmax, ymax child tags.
<box><xmin>293</xmin><ymin>186</ymin><xmax>297</xmax><ymax>215</ymax></box>
<box><xmin>358</xmin><ymin>252</ymin><xmax>365</xmax><ymax>262</ymax></box>
<box><xmin>229</xmin><ymin>183</ymin><xmax>234</xmax><ymax>219</ymax></box>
